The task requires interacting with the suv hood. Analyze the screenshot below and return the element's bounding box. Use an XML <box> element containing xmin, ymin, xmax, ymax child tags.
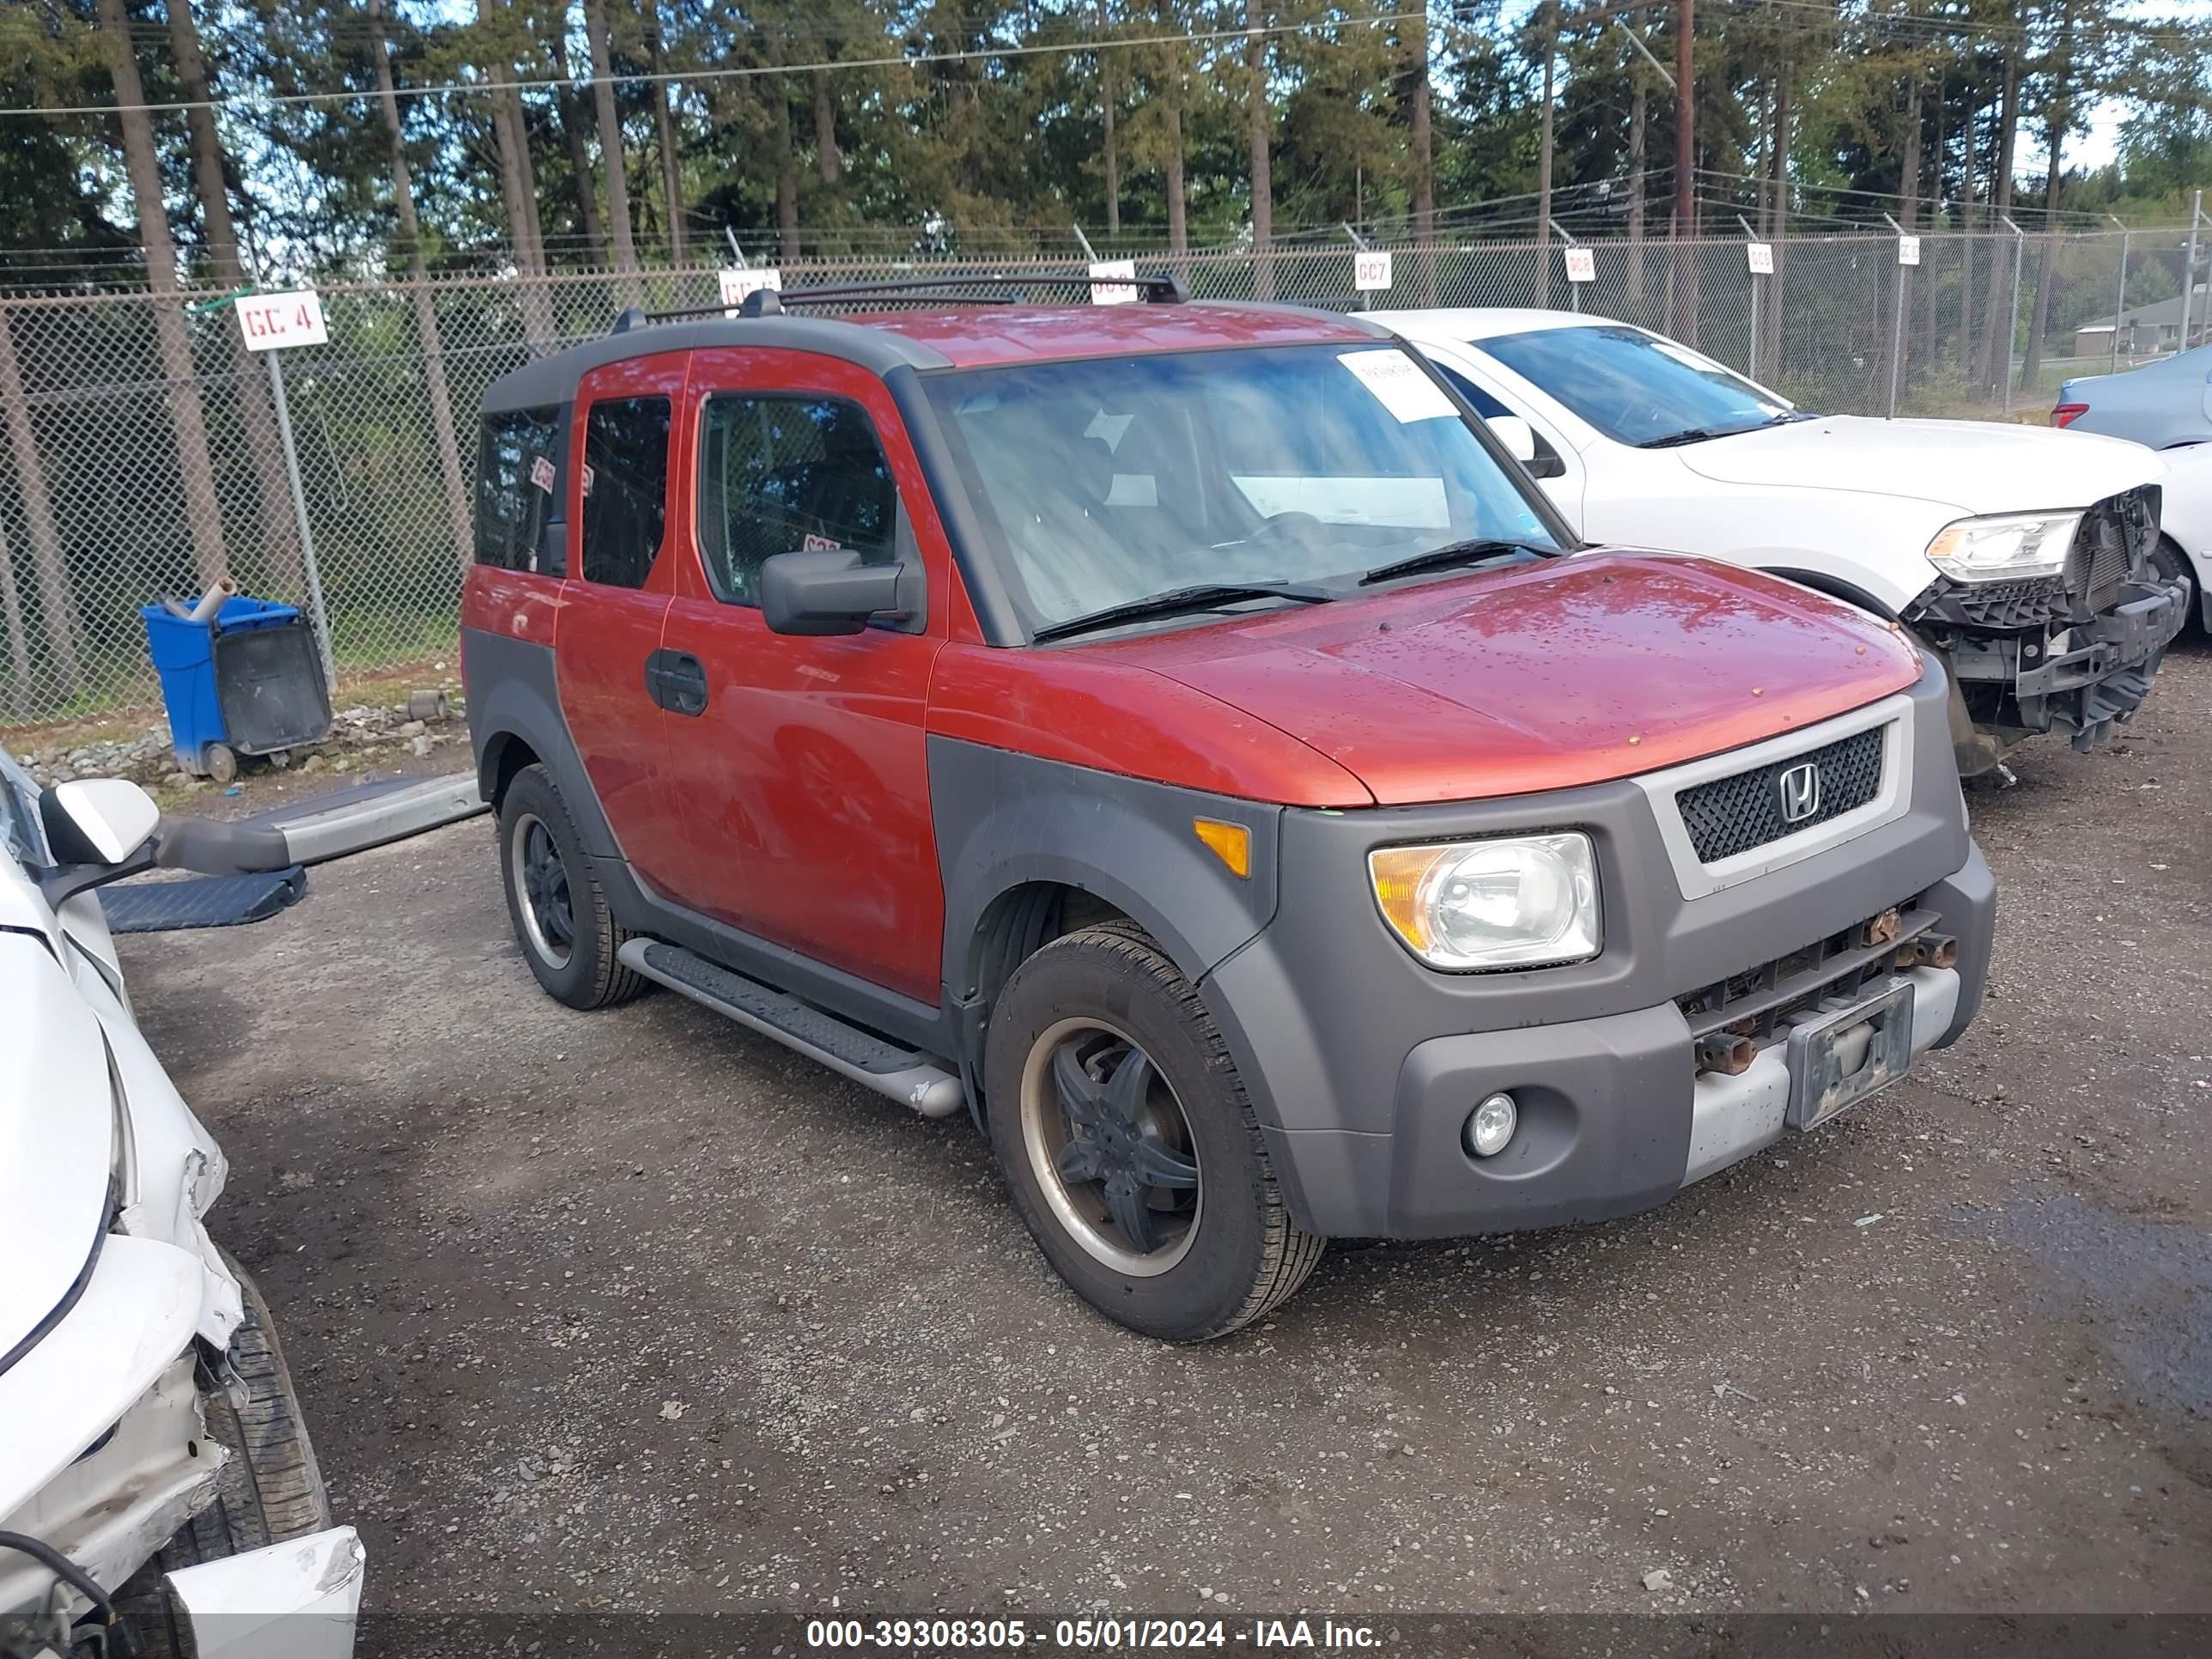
<box><xmin>1675</xmin><ymin>416</ymin><xmax>2161</xmax><ymax>514</ymax></box>
<box><xmin>1110</xmin><ymin>553</ymin><xmax>1922</xmax><ymax>805</ymax></box>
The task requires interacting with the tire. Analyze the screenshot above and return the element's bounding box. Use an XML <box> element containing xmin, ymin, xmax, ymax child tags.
<box><xmin>2151</xmin><ymin>537</ymin><xmax>2199</xmax><ymax>635</ymax></box>
<box><xmin>984</xmin><ymin>921</ymin><xmax>1324</xmax><ymax>1341</ymax></box>
<box><xmin>497</xmin><ymin>762</ymin><xmax>647</xmax><ymax>1010</ymax></box>
<box><xmin>111</xmin><ymin>1255</ymin><xmax>333</xmax><ymax>1654</ymax></box>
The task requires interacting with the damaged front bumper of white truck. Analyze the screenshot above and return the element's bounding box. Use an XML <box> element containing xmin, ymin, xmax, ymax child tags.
<box><xmin>0</xmin><ymin>917</ymin><xmax>362</xmax><ymax>1659</ymax></box>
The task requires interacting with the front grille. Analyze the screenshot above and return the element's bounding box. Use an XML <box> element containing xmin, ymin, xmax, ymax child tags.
<box><xmin>1675</xmin><ymin>726</ymin><xmax>1885</xmax><ymax>864</ymax></box>
<box><xmin>1944</xmin><ymin>574</ymin><xmax>2068</xmax><ymax>629</ymax></box>
<box><xmin>1676</xmin><ymin>901</ymin><xmax>1941</xmax><ymax>1045</ymax></box>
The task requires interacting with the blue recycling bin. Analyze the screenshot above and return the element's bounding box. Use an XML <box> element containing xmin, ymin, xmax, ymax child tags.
<box><xmin>143</xmin><ymin>596</ymin><xmax>331</xmax><ymax>781</ymax></box>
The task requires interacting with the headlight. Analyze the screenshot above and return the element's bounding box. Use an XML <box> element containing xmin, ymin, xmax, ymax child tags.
<box><xmin>1925</xmin><ymin>511</ymin><xmax>2080</xmax><ymax>582</ymax></box>
<box><xmin>1368</xmin><ymin>832</ymin><xmax>1600</xmax><ymax>971</ymax></box>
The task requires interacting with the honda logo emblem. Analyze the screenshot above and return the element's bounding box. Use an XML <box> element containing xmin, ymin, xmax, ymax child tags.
<box><xmin>1776</xmin><ymin>762</ymin><xmax>1822</xmax><ymax>824</ymax></box>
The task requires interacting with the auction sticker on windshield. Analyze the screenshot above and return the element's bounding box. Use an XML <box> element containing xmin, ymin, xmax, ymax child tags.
<box><xmin>1339</xmin><ymin>349</ymin><xmax>1457</xmax><ymax>423</ymax></box>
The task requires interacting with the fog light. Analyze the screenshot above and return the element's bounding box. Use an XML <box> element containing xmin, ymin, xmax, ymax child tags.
<box><xmin>1465</xmin><ymin>1091</ymin><xmax>1517</xmax><ymax>1158</ymax></box>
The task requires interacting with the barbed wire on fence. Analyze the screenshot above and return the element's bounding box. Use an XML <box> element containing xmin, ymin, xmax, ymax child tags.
<box><xmin>0</xmin><ymin>223</ymin><xmax>2204</xmax><ymax>732</ymax></box>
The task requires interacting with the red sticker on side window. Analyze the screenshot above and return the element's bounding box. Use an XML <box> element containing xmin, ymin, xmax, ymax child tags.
<box><xmin>580</xmin><ymin>463</ymin><xmax>595</xmax><ymax>497</ymax></box>
<box><xmin>529</xmin><ymin>455</ymin><xmax>556</xmax><ymax>493</ymax></box>
<box><xmin>802</xmin><ymin>532</ymin><xmax>842</xmax><ymax>552</ymax></box>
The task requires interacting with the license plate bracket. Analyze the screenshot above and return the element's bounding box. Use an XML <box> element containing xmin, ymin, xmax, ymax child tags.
<box><xmin>1784</xmin><ymin>979</ymin><xmax>1915</xmax><ymax>1133</ymax></box>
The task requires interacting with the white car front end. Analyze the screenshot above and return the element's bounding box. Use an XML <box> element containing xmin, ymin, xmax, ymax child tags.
<box><xmin>0</xmin><ymin>758</ymin><xmax>361</xmax><ymax>1659</ymax></box>
<box><xmin>1382</xmin><ymin>308</ymin><xmax>2187</xmax><ymax>776</ymax></box>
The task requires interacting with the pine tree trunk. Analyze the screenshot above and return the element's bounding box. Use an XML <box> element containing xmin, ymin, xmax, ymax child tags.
<box><xmin>1976</xmin><ymin>47</ymin><xmax>2021</xmax><ymax>392</ymax></box>
<box><xmin>167</xmin><ymin>0</ymin><xmax>305</xmax><ymax>596</ymax></box>
<box><xmin>560</xmin><ymin>90</ymin><xmax>608</xmax><ymax>261</ymax></box>
<box><xmin>1245</xmin><ymin>0</ymin><xmax>1273</xmax><ymax>299</ymax></box>
<box><xmin>370</xmin><ymin>0</ymin><xmax>473</xmax><ymax>568</ymax></box>
<box><xmin>97</xmin><ymin>0</ymin><xmax>229</xmax><ymax>595</ymax></box>
<box><xmin>775</xmin><ymin>88</ymin><xmax>800</xmax><ymax>266</ymax></box>
<box><xmin>1409</xmin><ymin>8</ymin><xmax>1435</xmax><ymax>305</ymax></box>
<box><xmin>813</xmin><ymin>70</ymin><xmax>840</xmax><ymax>184</ymax></box>
<box><xmin>586</xmin><ymin>0</ymin><xmax>640</xmax><ymax>293</ymax></box>
<box><xmin>2021</xmin><ymin>2</ymin><xmax>2073</xmax><ymax>391</ymax></box>
<box><xmin>166</xmin><ymin>0</ymin><xmax>241</xmax><ymax>284</ymax></box>
<box><xmin>0</xmin><ymin>307</ymin><xmax>79</xmax><ymax>696</ymax></box>
<box><xmin>641</xmin><ymin>0</ymin><xmax>684</xmax><ymax>263</ymax></box>
<box><xmin>1156</xmin><ymin>0</ymin><xmax>1187</xmax><ymax>258</ymax></box>
<box><xmin>1103</xmin><ymin>45</ymin><xmax>1120</xmax><ymax>238</ymax></box>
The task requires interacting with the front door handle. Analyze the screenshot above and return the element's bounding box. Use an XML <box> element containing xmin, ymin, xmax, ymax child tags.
<box><xmin>644</xmin><ymin>648</ymin><xmax>709</xmax><ymax>716</ymax></box>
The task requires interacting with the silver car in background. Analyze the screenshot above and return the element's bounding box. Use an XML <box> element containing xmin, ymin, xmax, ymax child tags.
<box><xmin>2054</xmin><ymin>343</ymin><xmax>2212</xmax><ymax>449</ymax></box>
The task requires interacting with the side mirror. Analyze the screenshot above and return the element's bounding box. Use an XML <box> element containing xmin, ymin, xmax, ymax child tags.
<box><xmin>1488</xmin><ymin>414</ymin><xmax>1540</xmax><ymax>465</ymax></box>
<box><xmin>760</xmin><ymin>549</ymin><xmax>922</xmax><ymax>636</ymax></box>
<box><xmin>40</xmin><ymin>779</ymin><xmax>159</xmax><ymax>867</ymax></box>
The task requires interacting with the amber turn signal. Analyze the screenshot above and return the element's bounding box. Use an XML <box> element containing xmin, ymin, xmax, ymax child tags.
<box><xmin>1193</xmin><ymin>817</ymin><xmax>1252</xmax><ymax>878</ymax></box>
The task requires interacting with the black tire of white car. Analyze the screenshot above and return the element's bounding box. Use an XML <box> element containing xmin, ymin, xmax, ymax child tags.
<box><xmin>984</xmin><ymin>921</ymin><xmax>1325</xmax><ymax>1341</ymax></box>
<box><xmin>111</xmin><ymin>1254</ymin><xmax>332</xmax><ymax>1652</ymax></box>
<box><xmin>497</xmin><ymin>763</ymin><xmax>647</xmax><ymax>1010</ymax></box>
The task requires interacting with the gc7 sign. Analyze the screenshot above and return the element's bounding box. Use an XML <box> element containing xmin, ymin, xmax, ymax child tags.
<box><xmin>235</xmin><ymin>290</ymin><xmax>328</xmax><ymax>351</ymax></box>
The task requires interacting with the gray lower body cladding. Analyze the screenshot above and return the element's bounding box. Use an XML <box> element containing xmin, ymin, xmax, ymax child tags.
<box><xmin>1200</xmin><ymin>661</ymin><xmax>1993</xmax><ymax>1239</ymax></box>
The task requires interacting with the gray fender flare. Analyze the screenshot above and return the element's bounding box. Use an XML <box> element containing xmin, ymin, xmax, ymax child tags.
<box><xmin>928</xmin><ymin>738</ymin><xmax>1282</xmax><ymax>1004</ymax></box>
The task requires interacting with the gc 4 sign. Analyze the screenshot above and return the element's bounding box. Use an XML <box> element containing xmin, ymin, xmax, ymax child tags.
<box><xmin>1898</xmin><ymin>235</ymin><xmax>1922</xmax><ymax>267</ymax></box>
<box><xmin>235</xmin><ymin>290</ymin><xmax>327</xmax><ymax>351</ymax></box>
<box><xmin>1353</xmin><ymin>249</ymin><xmax>1394</xmax><ymax>292</ymax></box>
<box><xmin>1747</xmin><ymin>242</ymin><xmax>1774</xmax><ymax>275</ymax></box>
<box><xmin>1563</xmin><ymin>246</ymin><xmax>1595</xmax><ymax>284</ymax></box>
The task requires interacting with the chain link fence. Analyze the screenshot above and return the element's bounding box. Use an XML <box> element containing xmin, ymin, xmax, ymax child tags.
<box><xmin>1</xmin><ymin>226</ymin><xmax>2203</xmax><ymax>731</ymax></box>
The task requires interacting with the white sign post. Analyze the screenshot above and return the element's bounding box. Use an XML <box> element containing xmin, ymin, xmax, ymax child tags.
<box><xmin>1352</xmin><ymin>249</ymin><xmax>1395</xmax><ymax>293</ymax></box>
<box><xmin>1744</xmin><ymin>242</ymin><xmax>1775</xmax><ymax>381</ymax></box>
<box><xmin>234</xmin><ymin>291</ymin><xmax>336</xmax><ymax>691</ymax></box>
<box><xmin>719</xmin><ymin>266</ymin><xmax>782</xmax><ymax>314</ymax></box>
<box><xmin>1088</xmin><ymin>258</ymin><xmax>1139</xmax><ymax>305</ymax></box>
<box><xmin>1887</xmin><ymin>237</ymin><xmax>1921</xmax><ymax>417</ymax></box>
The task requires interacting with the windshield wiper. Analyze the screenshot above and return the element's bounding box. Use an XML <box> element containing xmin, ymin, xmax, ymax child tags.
<box><xmin>1357</xmin><ymin>538</ymin><xmax>1557</xmax><ymax>587</ymax></box>
<box><xmin>1638</xmin><ymin>410</ymin><xmax>1812</xmax><ymax>449</ymax></box>
<box><xmin>1030</xmin><ymin>580</ymin><xmax>1336</xmax><ymax>643</ymax></box>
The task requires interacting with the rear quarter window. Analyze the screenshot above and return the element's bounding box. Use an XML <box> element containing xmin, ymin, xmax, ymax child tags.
<box><xmin>476</xmin><ymin>406</ymin><xmax>564</xmax><ymax>574</ymax></box>
<box><xmin>580</xmin><ymin>396</ymin><xmax>673</xmax><ymax>589</ymax></box>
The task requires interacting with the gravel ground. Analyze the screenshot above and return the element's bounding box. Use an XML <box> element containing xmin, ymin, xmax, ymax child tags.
<box><xmin>120</xmin><ymin>644</ymin><xmax>2211</xmax><ymax>1632</ymax></box>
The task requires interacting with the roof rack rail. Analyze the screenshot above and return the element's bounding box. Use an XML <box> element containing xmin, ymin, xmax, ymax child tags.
<box><xmin>622</xmin><ymin>268</ymin><xmax>1192</xmax><ymax>331</ymax></box>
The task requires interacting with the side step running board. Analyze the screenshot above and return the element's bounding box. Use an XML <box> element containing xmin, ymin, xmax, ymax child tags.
<box><xmin>617</xmin><ymin>939</ymin><xmax>966</xmax><ymax>1119</ymax></box>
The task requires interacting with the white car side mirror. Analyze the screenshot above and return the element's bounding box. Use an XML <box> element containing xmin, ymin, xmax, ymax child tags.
<box><xmin>43</xmin><ymin>778</ymin><xmax>161</xmax><ymax>866</ymax></box>
<box><xmin>1489</xmin><ymin>415</ymin><xmax>1540</xmax><ymax>465</ymax></box>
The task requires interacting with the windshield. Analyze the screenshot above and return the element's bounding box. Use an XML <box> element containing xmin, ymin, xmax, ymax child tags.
<box><xmin>1473</xmin><ymin>325</ymin><xmax>1798</xmax><ymax>448</ymax></box>
<box><xmin>925</xmin><ymin>343</ymin><xmax>1564</xmax><ymax>633</ymax></box>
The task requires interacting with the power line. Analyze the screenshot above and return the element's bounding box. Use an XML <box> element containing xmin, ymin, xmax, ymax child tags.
<box><xmin>0</xmin><ymin>9</ymin><xmax>1431</xmax><ymax>121</ymax></box>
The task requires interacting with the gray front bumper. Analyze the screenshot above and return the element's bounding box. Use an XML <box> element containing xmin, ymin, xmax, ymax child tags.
<box><xmin>1199</xmin><ymin>661</ymin><xmax>1995</xmax><ymax>1239</ymax></box>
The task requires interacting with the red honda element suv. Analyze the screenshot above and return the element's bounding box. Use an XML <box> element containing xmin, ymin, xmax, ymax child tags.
<box><xmin>463</xmin><ymin>275</ymin><xmax>1995</xmax><ymax>1341</ymax></box>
